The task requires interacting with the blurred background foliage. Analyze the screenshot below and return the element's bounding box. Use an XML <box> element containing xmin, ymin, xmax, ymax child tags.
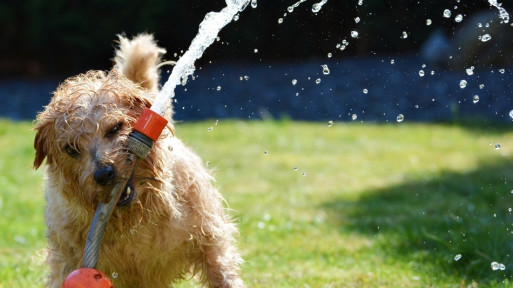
<box><xmin>0</xmin><ymin>0</ymin><xmax>504</xmax><ymax>77</ymax></box>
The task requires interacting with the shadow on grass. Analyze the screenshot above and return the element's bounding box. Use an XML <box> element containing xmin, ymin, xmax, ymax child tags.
<box><xmin>323</xmin><ymin>157</ymin><xmax>513</xmax><ymax>284</ymax></box>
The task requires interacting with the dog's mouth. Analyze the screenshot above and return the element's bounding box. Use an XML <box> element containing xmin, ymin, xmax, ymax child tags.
<box><xmin>116</xmin><ymin>174</ymin><xmax>136</xmax><ymax>207</ymax></box>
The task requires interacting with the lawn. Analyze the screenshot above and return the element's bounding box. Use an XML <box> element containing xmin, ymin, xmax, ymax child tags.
<box><xmin>1</xmin><ymin>119</ymin><xmax>513</xmax><ymax>287</ymax></box>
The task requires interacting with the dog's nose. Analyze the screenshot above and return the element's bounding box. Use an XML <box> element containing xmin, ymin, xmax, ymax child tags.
<box><xmin>94</xmin><ymin>165</ymin><xmax>116</xmax><ymax>186</ymax></box>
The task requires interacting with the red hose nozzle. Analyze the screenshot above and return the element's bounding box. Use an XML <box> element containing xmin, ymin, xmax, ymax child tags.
<box><xmin>133</xmin><ymin>108</ymin><xmax>168</xmax><ymax>141</ymax></box>
<box><xmin>128</xmin><ymin>108</ymin><xmax>168</xmax><ymax>159</ymax></box>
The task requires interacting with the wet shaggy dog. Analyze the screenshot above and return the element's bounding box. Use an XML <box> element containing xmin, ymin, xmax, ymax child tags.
<box><xmin>33</xmin><ymin>34</ymin><xmax>244</xmax><ymax>288</ymax></box>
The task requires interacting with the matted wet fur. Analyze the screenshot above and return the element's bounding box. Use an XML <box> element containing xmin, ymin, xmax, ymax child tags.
<box><xmin>33</xmin><ymin>34</ymin><xmax>244</xmax><ymax>288</ymax></box>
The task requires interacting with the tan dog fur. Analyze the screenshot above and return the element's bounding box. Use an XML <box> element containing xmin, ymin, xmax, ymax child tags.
<box><xmin>34</xmin><ymin>34</ymin><xmax>244</xmax><ymax>288</ymax></box>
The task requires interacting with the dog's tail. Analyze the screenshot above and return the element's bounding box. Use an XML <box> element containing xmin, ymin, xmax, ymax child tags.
<box><xmin>114</xmin><ymin>33</ymin><xmax>174</xmax><ymax>93</ymax></box>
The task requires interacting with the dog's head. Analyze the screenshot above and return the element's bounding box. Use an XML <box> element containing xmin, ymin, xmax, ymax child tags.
<box><xmin>34</xmin><ymin>69</ymin><xmax>166</xmax><ymax>211</ymax></box>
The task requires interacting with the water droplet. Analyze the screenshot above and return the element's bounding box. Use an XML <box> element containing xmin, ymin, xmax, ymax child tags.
<box><xmin>495</xmin><ymin>144</ymin><xmax>501</xmax><ymax>150</ymax></box>
<box><xmin>480</xmin><ymin>34</ymin><xmax>492</xmax><ymax>42</ymax></box>
<box><xmin>473</xmin><ymin>95</ymin><xmax>479</xmax><ymax>103</ymax></box>
<box><xmin>500</xmin><ymin>263</ymin><xmax>507</xmax><ymax>271</ymax></box>
<box><xmin>499</xmin><ymin>68</ymin><xmax>505</xmax><ymax>74</ymax></box>
<box><xmin>459</xmin><ymin>80</ymin><xmax>467</xmax><ymax>89</ymax></box>
<box><xmin>426</xmin><ymin>19</ymin><xmax>432</xmax><ymax>25</ymax></box>
<box><xmin>358</xmin><ymin>0</ymin><xmax>363</xmax><ymax>5</ymax></box>
<box><xmin>327</xmin><ymin>52</ymin><xmax>332</xmax><ymax>58</ymax></box>
<box><xmin>244</xmin><ymin>75</ymin><xmax>249</xmax><ymax>80</ymax></box>
<box><xmin>294</xmin><ymin>166</ymin><xmax>299</xmax><ymax>171</ymax></box>
<box><xmin>251</xmin><ymin>0</ymin><xmax>257</xmax><ymax>8</ymax></box>
<box><xmin>390</xmin><ymin>59</ymin><xmax>395</xmax><ymax>64</ymax></box>
<box><xmin>278</xmin><ymin>18</ymin><xmax>283</xmax><ymax>24</ymax></box>
<box><xmin>401</xmin><ymin>31</ymin><xmax>408</xmax><ymax>39</ymax></box>
<box><xmin>264</xmin><ymin>151</ymin><xmax>269</xmax><ymax>156</ymax></box>
<box><xmin>454</xmin><ymin>254</ymin><xmax>462</xmax><ymax>261</ymax></box>
<box><xmin>321</xmin><ymin>64</ymin><xmax>330</xmax><ymax>75</ymax></box>
<box><xmin>419</xmin><ymin>70</ymin><xmax>425</xmax><ymax>77</ymax></box>
<box><xmin>352</xmin><ymin>114</ymin><xmax>357</xmax><ymax>120</ymax></box>
<box><xmin>328</xmin><ymin>120</ymin><xmax>333</xmax><ymax>127</ymax></box>
<box><xmin>254</xmin><ymin>48</ymin><xmax>258</xmax><ymax>53</ymax></box>
<box><xmin>312</xmin><ymin>0</ymin><xmax>327</xmax><ymax>13</ymax></box>
<box><xmin>443</xmin><ymin>9</ymin><xmax>452</xmax><ymax>18</ymax></box>
<box><xmin>491</xmin><ymin>262</ymin><xmax>500</xmax><ymax>270</ymax></box>
<box><xmin>466</xmin><ymin>67</ymin><xmax>474</xmax><ymax>75</ymax></box>
<box><xmin>363</xmin><ymin>88</ymin><xmax>368</xmax><ymax>94</ymax></box>
<box><xmin>302</xmin><ymin>172</ymin><xmax>307</xmax><ymax>177</ymax></box>
<box><xmin>354</xmin><ymin>17</ymin><xmax>360</xmax><ymax>23</ymax></box>
<box><xmin>216</xmin><ymin>86</ymin><xmax>222</xmax><ymax>91</ymax></box>
<box><xmin>112</xmin><ymin>272</ymin><xmax>118</xmax><ymax>279</ymax></box>
<box><xmin>454</xmin><ymin>14</ymin><xmax>463</xmax><ymax>22</ymax></box>
<box><xmin>287</xmin><ymin>6</ymin><xmax>294</xmax><ymax>12</ymax></box>
<box><xmin>430</xmin><ymin>70</ymin><xmax>435</xmax><ymax>75</ymax></box>
<box><xmin>292</xmin><ymin>79</ymin><xmax>297</xmax><ymax>86</ymax></box>
<box><xmin>315</xmin><ymin>78</ymin><xmax>321</xmax><ymax>84</ymax></box>
<box><xmin>351</xmin><ymin>31</ymin><xmax>359</xmax><ymax>38</ymax></box>
<box><xmin>233</xmin><ymin>14</ymin><xmax>239</xmax><ymax>21</ymax></box>
<box><xmin>509</xmin><ymin>110</ymin><xmax>513</xmax><ymax>119</ymax></box>
<box><xmin>130</xmin><ymin>229</ymin><xmax>136</xmax><ymax>235</ymax></box>
<box><xmin>479</xmin><ymin>84</ymin><xmax>485</xmax><ymax>89</ymax></box>
<box><xmin>208</xmin><ymin>127</ymin><xmax>213</xmax><ymax>132</ymax></box>
<box><xmin>396</xmin><ymin>114</ymin><xmax>405</xmax><ymax>122</ymax></box>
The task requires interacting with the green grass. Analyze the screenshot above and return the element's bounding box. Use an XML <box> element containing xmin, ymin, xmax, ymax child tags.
<box><xmin>2</xmin><ymin>118</ymin><xmax>513</xmax><ymax>287</ymax></box>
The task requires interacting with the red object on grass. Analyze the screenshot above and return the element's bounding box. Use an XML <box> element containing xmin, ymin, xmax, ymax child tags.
<box><xmin>62</xmin><ymin>268</ymin><xmax>113</xmax><ymax>288</ymax></box>
<box><xmin>133</xmin><ymin>108</ymin><xmax>168</xmax><ymax>141</ymax></box>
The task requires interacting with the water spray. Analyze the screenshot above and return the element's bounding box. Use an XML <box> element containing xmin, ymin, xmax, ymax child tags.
<box><xmin>62</xmin><ymin>0</ymin><xmax>250</xmax><ymax>287</ymax></box>
<box><xmin>60</xmin><ymin>0</ymin><xmax>511</xmax><ymax>285</ymax></box>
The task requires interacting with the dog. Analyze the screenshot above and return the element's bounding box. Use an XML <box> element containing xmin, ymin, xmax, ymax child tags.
<box><xmin>33</xmin><ymin>34</ymin><xmax>244</xmax><ymax>288</ymax></box>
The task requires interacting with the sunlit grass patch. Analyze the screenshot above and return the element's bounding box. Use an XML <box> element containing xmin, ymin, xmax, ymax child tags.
<box><xmin>0</xmin><ymin>119</ymin><xmax>47</xmax><ymax>287</ymax></box>
<box><xmin>2</xmin><ymin>119</ymin><xmax>513</xmax><ymax>287</ymax></box>
<box><xmin>179</xmin><ymin>120</ymin><xmax>513</xmax><ymax>287</ymax></box>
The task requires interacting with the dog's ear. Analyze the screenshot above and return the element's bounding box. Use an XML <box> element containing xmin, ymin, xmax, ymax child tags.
<box><xmin>33</xmin><ymin>115</ymin><xmax>52</xmax><ymax>169</ymax></box>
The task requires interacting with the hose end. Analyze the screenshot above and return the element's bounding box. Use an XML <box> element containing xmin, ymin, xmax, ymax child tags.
<box><xmin>129</xmin><ymin>108</ymin><xmax>168</xmax><ymax>159</ymax></box>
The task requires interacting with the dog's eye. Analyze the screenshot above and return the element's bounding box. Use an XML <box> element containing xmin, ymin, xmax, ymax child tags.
<box><xmin>107</xmin><ymin>123</ymin><xmax>123</xmax><ymax>137</ymax></box>
<box><xmin>64</xmin><ymin>145</ymin><xmax>80</xmax><ymax>158</ymax></box>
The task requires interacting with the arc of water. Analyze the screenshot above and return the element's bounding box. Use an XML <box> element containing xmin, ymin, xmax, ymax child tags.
<box><xmin>488</xmin><ymin>0</ymin><xmax>510</xmax><ymax>23</ymax></box>
<box><xmin>151</xmin><ymin>0</ymin><xmax>250</xmax><ymax>116</ymax></box>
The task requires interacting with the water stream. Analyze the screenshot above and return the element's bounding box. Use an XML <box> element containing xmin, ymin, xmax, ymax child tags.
<box><xmin>151</xmin><ymin>0</ymin><xmax>251</xmax><ymax>116</ymax></box>
<box><xmin>152</xmin><ymin>0</ymin><xmax>507</xmax><ymax>119</ymax></box>
<box><xmin>488</xmin><ymin>0</ymin><xmax>510</xmax><ymax>23</ymax></box>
